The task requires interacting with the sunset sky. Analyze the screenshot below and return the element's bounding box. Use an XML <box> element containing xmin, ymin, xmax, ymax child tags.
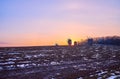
<box><xmin>0</xmin><ymin>0</ymin><xmax>120</xmax><ymax>47</ymax></box>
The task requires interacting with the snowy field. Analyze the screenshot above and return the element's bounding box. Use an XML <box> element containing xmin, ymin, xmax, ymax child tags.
<box><xmin>0</xmin><ymin>44</ymin><xmax>120</xmax><ymax>79</ymax></box>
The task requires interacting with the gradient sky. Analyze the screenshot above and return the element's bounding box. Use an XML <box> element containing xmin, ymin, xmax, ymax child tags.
<box><xmin>0</xmin><ymin>0</ymin><xmax>120</xmax><ymax>47</ymax></box>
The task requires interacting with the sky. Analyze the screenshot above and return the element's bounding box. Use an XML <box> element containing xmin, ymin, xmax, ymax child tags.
<box><xmin>0</xmin><ymin>0</ymin><xmax>120</xmax><ymax>47</ymax></box>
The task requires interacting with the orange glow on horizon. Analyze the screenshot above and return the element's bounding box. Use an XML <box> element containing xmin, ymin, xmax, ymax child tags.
<box><xmin>0</xmin><ymin>0</ymin><xmax>120</xmax><ymax>47</ymax></box>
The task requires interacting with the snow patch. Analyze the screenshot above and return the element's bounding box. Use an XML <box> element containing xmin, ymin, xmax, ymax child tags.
<box><xmin>107</xmin><ymin>75</ymin><xmax>120</xmax><ymax>79</ymax></box>
<box><xmin>50</xmin><ymin>61</ymin><xmax>60</xmax><ymax>65</ymax></box>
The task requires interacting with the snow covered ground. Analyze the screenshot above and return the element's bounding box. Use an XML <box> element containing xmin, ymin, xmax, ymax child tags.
<box><xmin>0</xmin><ymin>44</ymin><xmax>120</xmax><ymax>79</ymax></box>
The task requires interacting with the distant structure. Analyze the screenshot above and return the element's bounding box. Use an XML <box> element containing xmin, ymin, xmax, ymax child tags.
<box><xmin>55</xmin><ymin>43</ymin><xmax>59</xmax><ymax>46</ymax></box>
<box><xmin>67</xmin><ymin>39</ymin><xmax>72</xmax><ymax>46</ymax></box>
<box><xmin>74</xmin><ymin>41</ymin><xmax>77</xmax><ymax>46</ymax></box>
<box><xmin>87</xmin><ymin>38</ymin><xmax>93</xmax><ymax>45</ymax></box>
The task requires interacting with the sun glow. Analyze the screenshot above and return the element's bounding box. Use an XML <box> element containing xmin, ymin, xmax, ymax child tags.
<box><xmin>0</xmin><ymin>0</ymin><xmax>120</xmax><ymax>47</ymax></box>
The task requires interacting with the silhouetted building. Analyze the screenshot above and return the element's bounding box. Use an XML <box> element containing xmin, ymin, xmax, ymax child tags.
<box><xmin>87</xmin><ymin>38</ymin><xmax>93</xmax><ymax>45</ymax></box>
<box><xmin>55</xmin><ymin>43</ymin><xmax>59</xmax><ymax>46</ymax></box>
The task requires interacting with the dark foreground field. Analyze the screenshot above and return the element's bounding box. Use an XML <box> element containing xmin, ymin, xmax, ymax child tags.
<box><xmin>0</xmin><ymin>44</ymin><xmax>120</xmax><ymax>79</ymax></box>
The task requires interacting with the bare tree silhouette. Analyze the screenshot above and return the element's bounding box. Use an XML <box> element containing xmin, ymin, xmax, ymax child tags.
<box><xmin>74</xmin><ymin>41</ymin><xmax>77</xmax><ymax>46</ymax></box>
<box><xmin>67</xmin><ymin>39</ymin><xmax>72</xmax><ymax>46</ymax></box>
